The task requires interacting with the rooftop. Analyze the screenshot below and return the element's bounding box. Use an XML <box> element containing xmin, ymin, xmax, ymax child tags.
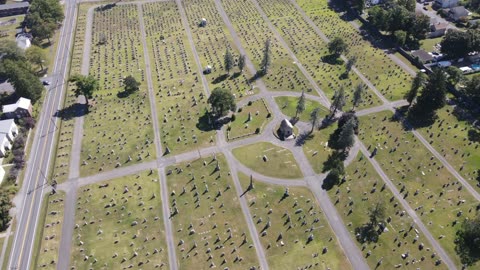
<box><xmin>0</xmin><ymin>119</ymin><xmax>15</xmax><ymax>133</ymax></box>
<box><xmin>2</xmin><ymin>97</ymin><xmax>31</xmax><ymax>113</ymax></box>
<box><xmin>0</xmin><ymin>2</ymin><xmax>29</xmax><ymax>11</ymax></box>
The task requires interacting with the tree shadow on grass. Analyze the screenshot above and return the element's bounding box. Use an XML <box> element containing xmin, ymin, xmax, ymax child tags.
<box><xmin>321</xmin><ymin>54</ymin><xmax>344</xmax><ymax>65</ymax></box>
<box><xmin>54</xmin><ymin>103</ymin><xmax>88</xmax><ymax>121</ymax></box>
<box><xmin>197</xmin><ymin>111</ymin><xmax>230</xmax><ymax>132</ymax></box>
<box><xmin>295</xmin><ymin>131</ymin><xmax>314</xmax><ymax>146</ymax></box>
<box><xmin>212</xmin><ymin>74</ymin><xmax>229</xmax><ymax>84</ymax></box>
<box><xmin>230</xmin><ymin>72</ymin><xmax>242</xmax><ymax>80</ymax></box>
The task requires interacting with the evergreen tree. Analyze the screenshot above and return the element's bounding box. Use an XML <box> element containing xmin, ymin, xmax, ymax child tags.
<box><xmin>295</xmin><ymin>90</ymin><xmax>306</xmax><ymax>119</ymax></box>
<box><xmin>0</xmin><ymin>191</ymin><xmax>12</xmax><ymax>231</ymax></box>
<box><xmin>329</xmin><ymin>87</ymin><xmax>346</xmax><ymax>119</ymax></box>
<box><xmin>309</xmin><ymin>107</ymin><xmax>321</xmax><ymax>133</ymax></box>
<box><xmin>224</xmin><ymin>48</ymin><xmax>234</xmax><ymax>74</ymax></box>
<box><xmin>238</xmin><ymin>54</ymin><xmax>246</xmax><ymax>73</ymax></box>
<box><xmin>260</xmin><ymin>39</ymin><xmax>271</xmax><ymax>75</ymax></box>
<box><xmin>405</xmin><ymin>72</ymin><xmax>427</xmax><ymax>106</ymax></box>
<box><xmin>336</xmin><ymin>118</ymin><xmax>356</xmax><ymax>151</ymax></box>
<box><xmin>352</xmin><ymin>83</ymin><xmax>364</xmax><ymax>110</ymax></box>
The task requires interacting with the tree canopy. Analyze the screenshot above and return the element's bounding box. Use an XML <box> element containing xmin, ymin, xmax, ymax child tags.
<box><xmin>26</xmin><ymin>45</ymin><xmax>49</xmax><ymax>71</ymax></box>
<box><xmin>207</xmin><ymin>87</ymin><xmax>236</xmax><ymax>117</ymax></box>
<box><xmin>329</xmin><ymin>87</ymin><xmax>346</xmax><ymax>118</ymax></box>
<box><xmin>2</xmin><ymin>59</ymin><xmax>43</xmax><ymax>102</ymax></box>
<box><xmin>25</xmin><ymin>0</ymin><xmax>64</xmax><ymax>42</ymax></box>
<box><xmin>224</xmin><ymin>48</ymin><xmax>233</xmax><ymax>74</ymax></box>
<box><xmin>238</xmin><ymin>54</ymin><xmax>246</xmax><ymax>73</ymax></box>
<box><xmin>260</xmin><ymin>39</ymin><xmax>271</xmax><ymax>75</ymax></box>
<box><xmin>405</xmin><ymin>72</ymin><xmax>427</xmax><ymax>106</ymax></box>
<box><xmin>123</xmin><ymin>75</ymin><xmax>140</xmax><ymax>94</ymax></box>
<box><xmin>328</xmin><ymin>37</ymin><xmax>348</xmax><ymax>57</ymax></box>
<box><xmin>440</xmin><ymin>29</ymin><xmax>480</xmax><ymax>58</ymax></box>
<box><xmin>70</xmin><ymin>74</ymin><xmax>99</xmax><ymax>105</ymax></box>
<box><xmin>295</xmin><ymin>91</ymin><xmax>306</xmax><ymax>119</ymax></box>
<box><xmin>455</xmin><ymin>214</ymin><xmax>480</xmax><ymax>266</ymax></box>
<box><xmin>0</xmin><ymin>191</ymin><xmax>12</xmax><ymax>231</ymax></box>
<box><xmin>463</xmin><ymin>74</ymin><xmax>480</xmax><ymax>104</ymax></box>
<box><xmin>309</xmin><ymin>107</ymin><xmax>321</xmax><ymax>133</ymax></box>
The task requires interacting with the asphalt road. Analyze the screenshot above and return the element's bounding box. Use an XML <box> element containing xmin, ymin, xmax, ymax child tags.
<box><xmin>7</xmin><ymin>0</ymin><xmax>78</xmax><ymax>269</ymax></box>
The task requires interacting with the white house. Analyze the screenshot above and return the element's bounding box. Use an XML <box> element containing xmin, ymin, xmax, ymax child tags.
<box><xmin>0</xmin><ymin>166</ymin><xmax>5</xmax><ymax>184</ymax></box>
<box><xmin>2</xmin><ymin>97</ymin><xmax>33</xmax><ymax>119</ymax></box>
<box><xmin>0</xmin><ymin>133</ymin><xmax>12</xmax><ymax>157</ymax></box>
<box><xmin>0</xmin><ymin>119</ymin><xmax>18</xmax><ymax>142</ymax></box>
<box><xmin>15</xmin><ymin>34</ymin><xmax>31</xmax><ymax>50</ymax></box>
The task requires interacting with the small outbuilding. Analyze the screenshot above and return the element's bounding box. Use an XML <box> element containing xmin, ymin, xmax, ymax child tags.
<box><xmin>2</xmin><ymin>97</ymin><xmax>32</xmax><ymax>119</ymax></box>
<box><xmin>278</xmin><ymin>119</ymin><xmax>295</xmax><ymax>140</ymax></box>
<box><xmin>411</xmin><ymin>49</ymin><xmax>434</xmax><ymax>64</ymax></box>
<box><xmin>16</xmin><ymin>34</ymin><xmax>31</xmax><ymax>50</ymax></box>
<box><xmin>200</xmin><ymin>18</ymin><xmax>207</xmax><ymax>27</ymax></box>
<box><xmin>204</xmin><ymin>65</ymin><xmax>212</xmax><ymax>74</ymax></box>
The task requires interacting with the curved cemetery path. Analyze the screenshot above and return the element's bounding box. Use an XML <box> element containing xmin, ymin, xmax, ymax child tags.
<box><xmin>44</xmin><ymin>0</ymin><xmax>479</xmax><ymax>270</ymax></box>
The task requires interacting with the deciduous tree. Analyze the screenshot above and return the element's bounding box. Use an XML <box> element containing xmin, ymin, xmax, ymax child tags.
<box><xmin>328</xmin><ymin>37</ymin><xmax>348</xmax><ymax>57</ymax></box>
<box><xmin>207</xmin><ymin>87</ymin><xmax>236</xmax><ymax>117</ymax></box>
<box><xmin>69</xmin><ymin>74</ymin><xmax>99</xmax><ymax>106</ymax></box>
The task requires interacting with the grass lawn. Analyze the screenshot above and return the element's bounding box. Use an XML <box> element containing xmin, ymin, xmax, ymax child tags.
<box><xmin>329</xmin><ymin>153</ymin><xmax>446</xmax><ymax>269</ymax></box>
<box><xmin>274</xmin><ymin>96</ymin><xmax>327</xmax><ymax>122</ymax></box>
<box><xmin>70</xmin><ymin>170</ymin><xmax>168</xmax><ymax>269</ymax></box>
<box><xmin>143</xmin><ymin>2</ymin><xmax>216</xmax><ymax>155</ymax></box>
<box><xmin>227</xmin><ymin>98</ymin><xmax>271</xmax><ymax>140</ymax></box>
<box><xmin>297</xmin><ymin>0</ymin><xmax>412</xmax><ymax>101</ymax></box>
<box><xmin>238</xmin><ymin>172</ymin><xmax>352</xmax><ymax>269</ymax></box>
<box><xmin>182</xmin><ymin>0</ymin><xmax>256</xmax><ymax>99</ymax></box>
<box><xmin>415</xmin><ymin>105</ymin><xmax>480</xmax><ymax>192</ymax></box>
<box><xmin>34</xmin><ymin>191</ymin><xmax>65</xmax><ymax>269</ymax></box>
<box><xmin>0</xmin><ymin>15</ymin><xmax>24</xmax><ymax>40</ymax></box>
<box><xmin>393</xmin><ymin>52</ymin><xmax>419</xmax><ymax>73</ymax></box>
<box><xmin>256</xmin><ymin>0</ymin><xmax>382</xmax><ymax>109</ymax></box>
<box><xmin>232</xmin><ymin>142</ymin><xmax>303</xmax><ymax>179</ymax></box>
<box><xmin>220</xmin><ymin>0</ymin><xmax>318</xmax><ymax>95</ymax></box>
<box><xmin>420</xmin><ymin>37</ymin><xmax>442</xmax><ymax>52</ymax></box>
<box><xmin>166</xmin><ymin>154</ymin><xmax>259</xmax><ymax>270</ymax></box>
<box><xmin>359</xmin><ymin>111</ymin><xmax>479</xmax><ymax>268</ymax></box>
<box><xmin>51</xmin><ymin>4</ymin><xmax>91</xmax><ymax>183</ymax></box>
<box><xmin>302</xmin><ymin>124</ymin><xmax>337</xmax><ymax>174</ymax></box>
<box><xmin>79</xmin><ymin>4</ymin><xmax>156</xmax><ymax>176</ymax></box>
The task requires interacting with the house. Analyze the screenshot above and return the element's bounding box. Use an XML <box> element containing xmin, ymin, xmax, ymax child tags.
<box><xmin>278</xmin><ymin>119</ymin><xmax>295</xmax><ymax>140</ymax></box>
<box><xmin>15</xmin><ymin>34</ymin><xmax>31</xmax><ymax>50</ymax></box>
<box><xmin>0</xmin><ymin>166</ymin><xmax>5</xmax><ymax>184</ymax></box>
<box><xmin>429</xmin><ymin>22</ymin><xmax>448</xmax><ymax>38</ymax></box>
<box><xmin>411</xmin><ymin>50</ymin><xmax>434</xmax><ymax>64</ymax></box>
<box><xmin>434</xmin><ymin>0</ymin><xmax>458</xmax><ymax>8</ymax></box>
<box><xmin>0</xmin><ymin>2</ymin><xmax>29</xmax><ymax>18</ymax></box>
<box><xmin>449</xmin><ymin>6</ymin><xmax>469</xmax><ymax>22</ymax></box>
<box><xmin>2</xmin><ymin>97</ymin><xmax>32</xmax><ymax>119</ymax></box>
<box><xmin>0</xmin><ymin>119</ymin><xmax>18</xmax><ymax>141</ymax></box>
<box><xmin>0</xmin><ymin>119</ymin><xmax>18</xmax><ymax>157</ymax></box>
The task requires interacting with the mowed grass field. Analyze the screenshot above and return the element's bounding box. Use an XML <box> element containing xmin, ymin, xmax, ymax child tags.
<box><xmin>233</xmin><ymin>142</ymin><xmax>303</xmax><ymax>179</ymax></box>
<box><xmin>70</xmin><ymin>170</ymin><xmax>168</xmax><ymax>269</ymax></box>
<box><xmin>166</xmin><ymin>154</ymin><xmax>260</xmax><ymax>269</ymax></box>
<box><xmin>238</xmin><ymin>172</ymin><xmax>352</xmax><ymax>269</ymax></box>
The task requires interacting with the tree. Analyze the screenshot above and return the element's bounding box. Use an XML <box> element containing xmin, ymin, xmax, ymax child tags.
<box><xmin>393</xmin><ymin>30</ymin><xmax>407</xmax><ymax>46</ymax></box>
<box><xmin>0</xmin><ymin>40</ymin><xmax>24</xmax><ymax>61</ymax></box>
<box><xmin>455</xmin><ymin>214</ymin><xmax>480</xmax><ymax>266</ymax></box>
<box><xmin>26</xmin><ymin>45</ymin><xmax>48</xmax><ymax>71</ymax></box>
<box><xmin>344</xmin><ymin>56</ymin><xmax>357</xmax><ymax>78</ymax></box>
<box><xmin>123</xmin><ymin>75</ymin><xmax>140</xmax><ymax>93</ymax></box>
<box><xmin>445</xmin><ymin>66</ymin><xmax>464</xmax><ymax>86</ymax></box>
<box><xmin>322</xmin><ymin>150</ymin><xmax>346</xmax><ymax>173</ymax></box>
<box><xmin>352</xmin><ymin>0</ymin><xmax>365</xmax><ymax>13</ymax></box>
<box><xmin>2</xmin><ymin>59</ymin><xmax>43</xmax><ymax>102</ymax></box>
<box><xmin>207</xmin><ymin>87</ymin><xmax>236</xmax><ymax>117</ymax></box>
<box><xmin>408</xmin><ymin>69</ymin><xmax>447</xmax><ymax>124</ymax></box>
<box><xmin>329</xmin><ymin>87</ymin><xmax>346</xmax><ymax>119</ymax></box>
<box><xmin>69</xmin><ymin>74</ymin><xmax>99</xmax><ymax>106</ymax></box>
<box><xmin>309</xmin><ymin>107</ymin><xmax>321</xmax><ymax>133</ymax></box>
<box><xmin>404</xmin><ymin>72</ymin><xmax>427</xmax><ymax>106</ymax></box>
<box><xmin>224</xmin><ymin>48</ymin><xmax>234</xmax><ymax>74</ymax></box>
<box><xmin>355</xmin><ymin>202</ymin><xmax>386</xmax><ymax>243</ymax></box>
<box><xmin>0</xmin><ymin>191</ymin><xmax>12</xmax><ymax>231</ymax></box>
<box><xmin>352</xmin><ymin>83</ymin><xmax>364</xmax><ymax>110</ymax></box>
<box><xmin>464</xmin><ymin>74</ymin><xmax>480</xmax><ymax>103</ymax></box>
<box><xmin>260</xmin><ymin>38</ymin><xmax>271</xmax><ymax>75</ymax></box>
<box><xmin>238</xmin><ymin>54</ymin><xmax>246</xmax><ymax>73</ymax></box>
<box><xmin>25</xmin><ymin>0</ymin><xmax>64</xmax><ymax>27</ymax></box>
<box><xmin>328</xmin><ymin>37</ymin><xmax>348</xmax><ymax>57</ymax></box>
<box><xmin>295</xmin><ymin>90</ymin><xmax>306</xmax><ymax>119</ymax></box>
<box><xmin>336</xmin><ymin>118</ymin><xmax>356</xmax><ymax>151</ymax></box>
<box><xmin>440</xmin><ymin>30</ymin><xmax>472</xmax><ymax>58</ymax></box>
<box><xmin>398</xmin><ymin>0</ymin><xmax>416</xmax><ymax>11</ymax></box>
<box><xmin>322</xmin><ymin>168</ymin><xmax>342</xmax><ymax>190</ymax></box>
<box><xmin>30</xmin><ymin>19</ymin><xmax>57</xmax><ymax>42</ymax></box>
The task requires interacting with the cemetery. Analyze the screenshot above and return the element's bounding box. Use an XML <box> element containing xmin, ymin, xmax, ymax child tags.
<box><xmin>166</xmin><ymin>154</ymin><xmax>260</xmax><ymax>269</ymax></box>
<box><xmin>79</xmin><ymin>4</ymin><xmax>156</xmax><ymax>176</ymax></box>
<box><xmin>359</xmin><ymin>111</ymin><xmax>479</xmax><ymax>267</ymax></box>
<box><xmin>329</xmin><ymin>153</ymin><xmax>445</xmax><ymax>269</ymax></box>
<box><xmin>226</xmin><ymin>98</ymin><xmax>271</xmax><ymax>140</ymax></box>
<box><xmin>221</xmin><ymin>0</ymin><xmax>317</xmax><ymax>95</ymax></box>
<box><xmin>232</xmin><ymin>142</ymin><xmax>303</xmax><ymax>179</ymax></box>
<box><xmin>415</xmin><ymin>105</ymin><xmax>480</xmax><ymax>191</ymax></box>
<box><xmin>255</xmin><ymin>0</ymin><xmax>381</xmax><ymax>109</ymax></box>
<box><xmin>181</xmin><ymin>0</ymin><xmax>255</xmax><ymax>98</ymax></box>
<box><xmin>302</xmin><ymin>124</ymin><xmax>337</xmax><ymax>174</ymax></box>
<box><xmin>70</xmin><ymin>170</ymin><xmax>168</xmax><ymax>269</ymax></box>
<box><xmin>275</xmin><ymin>95</ymin><xmax>327</xmax><ymax>122</ymax></box>
<box><xmin>35</xmin><ymin>192</ymin><xmax>65</xmax><ymax>269</ymax></box>
<box><xmin>297</xmin><ymin>0</ymin><xmax>412</xmax><ymax>101</ymax></box>
<box><xmin>238</xmin><ymin>173</ymin><xmax>351</xmax><ymax>269</ymax></box>
<box><xmin>143</xmin><ymin>2</ymin><xmax>217</xmax><ymax>154</ymax></box>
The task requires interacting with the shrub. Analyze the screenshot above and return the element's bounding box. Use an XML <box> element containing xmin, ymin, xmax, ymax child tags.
<box><xmin>231</xmin><ymin>114</ymin><xmax>236</xmax><ymax>122</ymax></box>
<box><xmin>255</xmin><ymin>127</ymin><xmax>261</xmax><ymax>134</ymax></box>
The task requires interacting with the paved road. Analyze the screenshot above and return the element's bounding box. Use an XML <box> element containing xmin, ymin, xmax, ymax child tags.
<box><xmin>7</xmin><ymin>0</ymin><xmax>78</xmax><ymax>269</ymax></box>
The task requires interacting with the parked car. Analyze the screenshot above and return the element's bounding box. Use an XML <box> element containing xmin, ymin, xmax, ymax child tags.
<box><xmin>42</xmin><ymin>80</ymin><xmax>51</xmax><ymax>86</ymax></box>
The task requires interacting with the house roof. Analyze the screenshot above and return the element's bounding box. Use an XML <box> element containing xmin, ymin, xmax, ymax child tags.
<box><xmin>280</xmin><ymin>119</ymin><xmax>293</xmax><ymax>129</ymax></box>
<box><xmin>2</xmin><ymin>97</ymin><xmax>31</xmax><ymax>113</ymax></box>
<box><xmin>432</xmin><ymin>22</ymin><xmax>448</xmax><ymax>31</ymax></box>
<box><xmin>0</xmin><ymin>133</ymin><xmax>8</xmax><ymax>145</ymax></box>
<box><xmin>0</xmin><ymin>119</ymin><xmax>15</xmax><ymax>134</ymax></box>
<box><xmin>16</xmin><ymin>35</ymin><xmax>31</xmax><ymax>50</ymax></box>
<box><xmin>412</xmin><ymin>50</ymin><xmax>434</xmax><ymax>63</ymax></box>
<box><xmin>0</xmin><ymin>2</ymin><xmax>29</xmax><ymax>11</ymax></box>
